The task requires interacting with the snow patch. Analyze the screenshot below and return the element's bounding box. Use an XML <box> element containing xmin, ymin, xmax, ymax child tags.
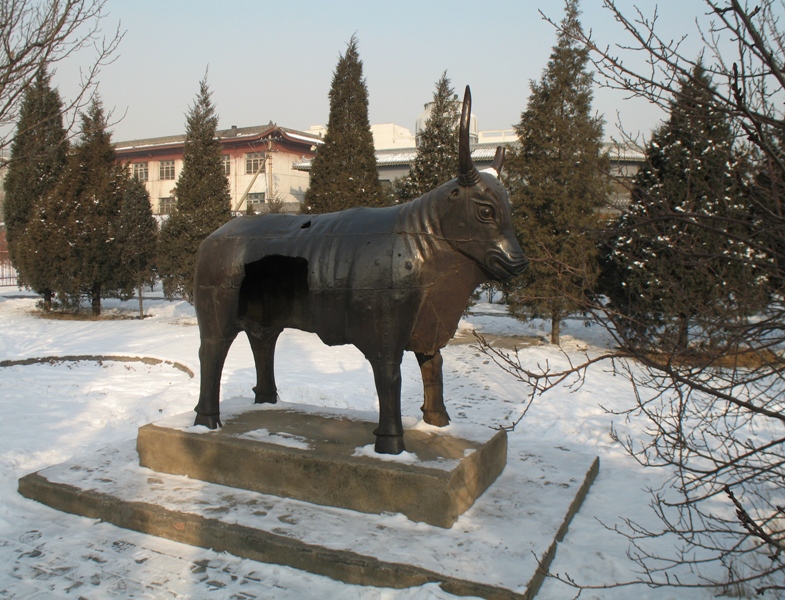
<box><xmin>238</xmin><ymin>428</ymin><xmax>312</xmax><ymax>450</ymax></box>
<box><xmin>352</xmin><ymin>444</ymin><xmax>418</xmax><ymax>463</ymax></box>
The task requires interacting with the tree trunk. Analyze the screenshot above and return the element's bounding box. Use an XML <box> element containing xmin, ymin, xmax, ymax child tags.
<box><xmin>677</xmin><ymin>313</ymin><xmax>689</xmax><ymax>350</ymax></box>
<box><xmin>551</xmin><ymin>313</ymin><xmax>561</xmax><ymax>345</ymax></box>
<box><xmin>138</xmin><ymin>281</ymin><xmax>144</xmax><ymax>319</ymax></box>
<box><xmin>91</xmin><ymin>284</ymin><xmax>101</xmax><ymax>317</ymax></box>
<box><xmin>43</xmin><ymin>290</ymin><xmax>52</xmax><ymax>312</ymax></box>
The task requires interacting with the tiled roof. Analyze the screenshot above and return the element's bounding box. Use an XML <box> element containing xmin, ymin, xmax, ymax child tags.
<box><xmin>114</xmin><ymin>125</ymin><xmax>321</xmax><ymax>152</ymax></box>
<box><xmin>114</xmin><ymin>134</ymin><xmax>186</xmax><ymax>150</ymax></box>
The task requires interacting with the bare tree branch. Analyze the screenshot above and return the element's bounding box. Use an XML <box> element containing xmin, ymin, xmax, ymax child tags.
<box><xmin>487</xmin><ymin>3</ymin><xmax>785</xmax><ymax>593</ymax></box>
<box><xmin>0</xmin><ymin>0</ymin><xmax>123</xmax><ymax>163</ymax></box>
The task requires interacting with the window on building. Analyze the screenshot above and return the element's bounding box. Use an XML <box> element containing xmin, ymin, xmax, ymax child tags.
<box><xmin>247</xmin><ymin>193</ymin><xmax>265</xmax><ymax>213</ymax></box>
<box><xmin>222</xmin><ymin>154</ymin><xmax>231</xmax><ymax>176</ymax></box>
<box><xmin>245</xmin><ymin>152</ymin><xmax>264</xmax><ymax>175</ymax></box>
<box><xmin>132</xmin><ymin>162</ymin><xmax>148</xmax><ymax>181</ymax></box>
<box><xmin>159</xmin><ymin>160</ymin><xmax>175</xmax><ymax>180</ymax></box>
<box><xmin>159</xmin><ymin>197</ymin><xmax>176</xmax><ymax>215</ymax></box>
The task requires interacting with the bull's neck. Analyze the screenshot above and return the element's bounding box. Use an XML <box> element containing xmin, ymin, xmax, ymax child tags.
<box><xmin>396</xmin><ymin>189</ymin><xmax>444</xmax><ymax>238</ymax></box>
<box><xmin>395</xmin><ymin>189</ymin><xmax>486</xmax><ymax>287</ymax></box>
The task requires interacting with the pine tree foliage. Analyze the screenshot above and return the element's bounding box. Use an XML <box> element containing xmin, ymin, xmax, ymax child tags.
<box><xmin>117</xmin><ymin>174</ymin><xmax>158</xmax><ymax>318</ymax></box>
<box><xmin>158</xmin><ymin>75</ymin><xmax>232</xmax><ymax>301</ymax></box>
<box><xmin>304</xmin><ymin>35</ymin><xmax>384</xmax><ymax>213</ymax></box>
<box><xmin>396</xmin><ymin>71</ymin><xmax>460</xmax><ymax>201</ymax></box>
<box><xmin>505</xmin><ymin>0</ymin><xmax>610</xmax><ymax>344</ymax></box>
<box><xmin>2</xmin><ymin>69</ymin><xmax>68</xmax><ymax>304</ymax></box>
<box><xmin>603</xmin><ymin>64</ymin><xmax>764</xmax><ymax>349</ymax></box>
<box><xmin>171</xmin><ymin>76</ymin><xmax>231</xmax><ymax>218</ymax></box>
<box><xmin>20</xmin><ymin>196</ymin><xmax>75</xmax><ymax>308</ymax></box>
<box><xmin>30</xmin><ymin>97</ymin><xmax>125</xmax><ymax>315</ymax></box>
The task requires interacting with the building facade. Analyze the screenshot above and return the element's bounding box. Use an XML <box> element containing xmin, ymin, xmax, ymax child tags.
<box><xmin>114</xmin><ymin>117</ymin><xmax>643</xmax><ymax>216</ymax></box>
<box><xmin>114</xmin><ymin>125</ymin><xmax>322</xmax><ymax>215</ymax></box>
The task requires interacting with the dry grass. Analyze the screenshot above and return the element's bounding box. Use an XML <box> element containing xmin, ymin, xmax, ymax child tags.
<box><xmin>643</xmin><ymin>347</ymin><xmax>784</xmax><ymax>370</ymax></box>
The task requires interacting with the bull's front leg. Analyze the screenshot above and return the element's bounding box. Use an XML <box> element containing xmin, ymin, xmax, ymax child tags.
<box><xmin>194</xmin><ymin>334</ymin><xmax>236</xmax><ymax>429</ymax></box>
<box><xmin>370</xmin><ymin>359</ymin><xmax>405</xmax><ymax>454</ymax></box>
<box><xmin>415</xmin><ymin>350</ymin><xmax>450</xmax><ymax>427</ymax></box>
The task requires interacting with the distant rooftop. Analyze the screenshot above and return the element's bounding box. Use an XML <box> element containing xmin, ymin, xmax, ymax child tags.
<box><xmin>293</xmin><ymin>143</ymin><xmax>505</xmax><ymax>171</ymax></box>
<box><xmin>112</xmin><ymin>121</ymin><xmax>643</xmax><ymax>166</ymax></box>
<box><xmin>114</xmin><ymin>124</ymin><xmax>322</xmax><ymax>151</ymax></box>
<box><xmin>292</xmin><ymin>141</ymin><xmax>643</xmax><ymax>171</ymax></box>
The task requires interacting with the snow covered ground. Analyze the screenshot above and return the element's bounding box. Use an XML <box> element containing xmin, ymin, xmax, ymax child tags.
<box><xmin>0</xmin><ymin>288</ymin><xmax>728</xmax><ymax>599</ymax></box>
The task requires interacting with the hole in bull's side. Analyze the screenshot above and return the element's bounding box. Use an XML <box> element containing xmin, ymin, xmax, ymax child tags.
<box><xmin>239</xmin><ymin>256</ymin><xmax>310</xmax><ymax>325</ymax></box>
<box><xmin>301</xmin><ymin>220</ymin><xmax>311</xmax><ymax>229</ymax></box>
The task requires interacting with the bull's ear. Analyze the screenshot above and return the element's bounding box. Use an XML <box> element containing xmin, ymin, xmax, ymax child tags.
<box><xmin>490</xmin><ymin>146</ymin><xmax>505</xmax><ymax>177</ymax></box>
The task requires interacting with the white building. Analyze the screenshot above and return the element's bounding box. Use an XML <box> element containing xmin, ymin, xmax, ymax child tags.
<box><xmin>115</xmin><ymin>125</ymin><xmax>322</xmax><ymax>215</ymax></box>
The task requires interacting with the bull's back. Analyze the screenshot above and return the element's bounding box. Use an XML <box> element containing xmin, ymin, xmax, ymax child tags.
<box><xmin>198</xmin><ymin>207</ymin><xmax>406</xmax><ymax>289</ymax></box>
<box><xmin>205</xmin><ymin>206</ymin><xmax>401</xmax><ymax>242</ymax></box>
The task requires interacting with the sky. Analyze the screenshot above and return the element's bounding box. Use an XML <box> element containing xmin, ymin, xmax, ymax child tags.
<box><xmin>55</xmin><ymin>0</ymin><xmax>716</xmax><ymax>144</ymax></box>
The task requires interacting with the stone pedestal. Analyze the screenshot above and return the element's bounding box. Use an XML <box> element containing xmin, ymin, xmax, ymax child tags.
<box><xmin>137</xmin><ymin>403</ymin><xmax>507</xmax><ymax>528</ymax></box>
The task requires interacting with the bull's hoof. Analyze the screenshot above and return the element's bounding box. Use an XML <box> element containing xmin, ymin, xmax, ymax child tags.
<box><xmin>422</xmin><ymin>409</ymin><xmax>451</xmax><ymax>427</ymax></box>
<box><xmin>374</xmin><ymin>434</ymin><xmax>406</xmax><ymax>455</ymax></box>
<box><xmin>253</xmin><ymin>389</ymin><xmax>278</xmax><ymax>405</ymax></box>
<box><xmin>194</xmin><ymin>413</ymin><xmax>222</xmax><ymax>429</ymax></box>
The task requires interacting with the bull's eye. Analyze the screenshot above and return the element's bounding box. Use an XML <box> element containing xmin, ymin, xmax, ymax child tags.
<box><xmin>476</xmin><ymin>203</ymin><xmax>495</xmax><ymax>222</ymax></box>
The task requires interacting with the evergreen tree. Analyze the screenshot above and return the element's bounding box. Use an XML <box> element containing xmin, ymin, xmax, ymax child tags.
<box><xmin>158</xmin><ymin>74</ymin><xmax>231</xmax><ymax>301</ymax></box>
<box><xmin>396</xmin><ymin>71</ymin><xmax>460</xmax><ymax>201</ymax></box>
<box><xmin>18</xmin><ymin>193</ymin><xmax>75</xmax><ymax>310</ymax></box>
<box><xmin>305</xmin><ymin>35</ymin><xmax>384</xmax><ymax>213</ymax></box>
<box><xmin>38</xmin><ymin>97</ymin><xmax>125</xmax><ymax>315</ymax></box>
<box><xmin>749</xmin><ymin>136</ymin><xmax>785</xmax><ymax>292</ymax></box>
<box><xmin>603</xmin><ymin>63</ymin><xmax>762</xmax><ymax>350</ymax></box>
<box><xmin>117</xmin><ymin>173</ymin><xmax>158</xmax><ymax>318</ymax></box>
<box><xmin>505</xmin><ymin>0</ymin><xmax>610</xmax><ymax>344</ymax></box>
<box><xmin>2</xmin><ymin>70</ymin><xmax>68</xmax><ymax>308</ymax></box>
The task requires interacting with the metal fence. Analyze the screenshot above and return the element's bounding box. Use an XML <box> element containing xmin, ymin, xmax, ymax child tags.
<box><xmin>0</xmin><ymin>250</ymin><xmax>17</xmax><ymax>287</ymax></box>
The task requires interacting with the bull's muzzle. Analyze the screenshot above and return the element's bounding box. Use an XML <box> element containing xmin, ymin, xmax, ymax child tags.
<box><xmin>485</xmin><ymin>247</ymin><xmax>528</xmax><ymax>281</ymax></box>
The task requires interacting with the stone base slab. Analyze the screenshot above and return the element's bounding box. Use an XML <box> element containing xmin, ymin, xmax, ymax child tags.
<box><xmin>18</xmin><ymin>414</ymin><xmax>599</xmax><ymax>599</ymax></box>
<box><xmin>137</xmin><ymin>402</ymin><xmax>507</xmax><ymax>528</ymax></box>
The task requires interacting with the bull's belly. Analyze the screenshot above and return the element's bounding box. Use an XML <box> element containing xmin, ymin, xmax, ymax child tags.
<box><xmin>237</xmin><ymin>286</ymin><xmax>422</xmax><ymax>362</ymax></box>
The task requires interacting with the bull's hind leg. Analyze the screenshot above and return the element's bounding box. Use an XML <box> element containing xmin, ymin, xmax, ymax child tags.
<box><xmin>194</xmin><ymin>334</ymin><xmax>237</xmax><ymax>429</ymax></box>
<box><xmin>370</xmin><ymin>359</ymin><xmax>405</xmax><ymax>455</ymax></box>
<box><xmin>247</xmin><ymin>328</ymin><xmax>282</xmax><ymax>404</ymax></box>
<box><xmin>416</xmin><ymin>351</ymin><xmax>450</xmax><ymax>427</ymax></box>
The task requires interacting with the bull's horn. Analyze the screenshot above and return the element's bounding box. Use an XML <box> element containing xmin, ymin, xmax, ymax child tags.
<box><xmin>458</xmin><ymin>85</ymin><xmax>481</xmax><ymax>187</ymax></box>
<box><xmin>490</xmin><ymin>146</ymin><xmax>505</xmax><ymax>176</ymax></box>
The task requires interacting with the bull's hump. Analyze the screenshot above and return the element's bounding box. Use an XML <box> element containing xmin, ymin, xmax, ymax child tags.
<box><xmin>213</xmin><ymin>206</ymin><xmax>403</xmax><ymax>241</ymax></box>
<box><xmin>212</xmin><ymin>213</ymin><xmax>313</xmax><ymax>239</ymax></box>
<box><xmin>308</xmin><ymin>206</ymin><xmax>401</xmax><ymax>236</ymax></box>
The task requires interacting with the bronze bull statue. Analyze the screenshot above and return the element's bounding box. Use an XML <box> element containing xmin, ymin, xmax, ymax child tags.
<box><xmin>193</xmin><ymin>86</ymin><xmax>527</xmax><ymax>454</ymax></box>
